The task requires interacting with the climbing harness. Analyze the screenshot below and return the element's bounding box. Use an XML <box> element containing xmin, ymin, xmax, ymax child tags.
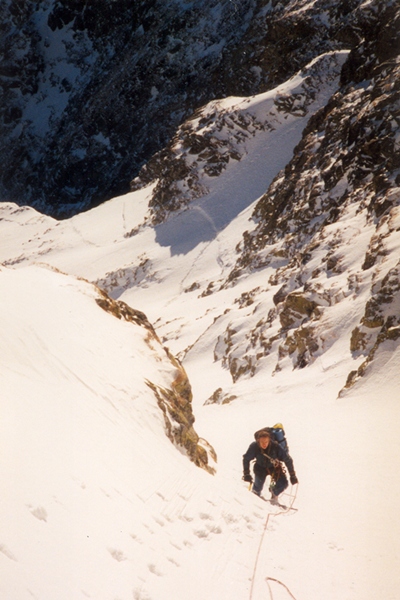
<box><xmin>261</xmin><ymin>449</ymin><xmax>287</xmax><ymax>492</ymax></box>
<box><xmin>261</xmin><ymin>449</ymin><xmax>286</xmax><ymax>473</ymax></box>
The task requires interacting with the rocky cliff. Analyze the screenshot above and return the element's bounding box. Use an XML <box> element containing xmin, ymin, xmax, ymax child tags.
<box><xmin>211</xmin><ymin>0</ymin><xmax>400</xmax><ymax>391</ymax></box>
<box><xmin>1</xmin><ymin>0</ymin><xmax>369</xmax><ymax>216</ymax></box>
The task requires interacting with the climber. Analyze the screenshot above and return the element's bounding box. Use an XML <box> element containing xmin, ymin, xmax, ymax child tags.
<box><xmin>242</xmin><ymin>430</ymin><xmax>298</xmax><ymax>502</ymax></box>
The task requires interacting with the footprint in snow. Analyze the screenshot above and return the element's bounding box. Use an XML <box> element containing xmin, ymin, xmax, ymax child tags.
<box><xmin>148</xmin><ymin>563</ymin><xmax>163</xmax><ymax>576</ymax></box>
<box><xmin>108</xmin><ymin>548</ymin><xmax>127</xmax><ymax>562</ymax></box>
<box><xmin>29</xmin><ymin>506</ymin><xmax>48</xmax><ymax>522</ymax></box>
<box><xmin>207</xmin><ymin>524</ymin><xmax>222</xmax><ymax>534</ymax></box>
<box><xmin>328</xmin><ymin>542</ymin><xmax>344</xmax><ymax>551</ymax></box>
<box><xmin>199</xmin><ymin>512</ymin><xmax>213</xmax><ymax>521</ymax></box>
<box><xmin>170</xmin><ymin>541</ymin><xmax>182</xmax><ymax>551</ymax></box>
<box><xmin>133</xmin><ymin>588</ymin><xmax>152</xmax><ymax>600</ymax></box>
<box><xmin>194</xmin><ymin>524</ymin><xmax>222</xmax><ymax>538</ymax></box>
<box><xmin>0</xmin><ymin>544</ymin><xmax>17</xmax><ymax>561</ymax></box>
<box><xmin>178</xmin><ymin>493</ymin><xmax>190</xmax><ymax>501</ymax></box>
<box><xmin>162</xmin><ymin>514</ymin><xmax>174</xmax><ymax>523</ymax></box>
<box><xmin>194</xmin><ymin>529</ymin><xmax>208</xmax><ymax>539</ymax></box>
<box><xmin>179</xmin><ymin>514</ymin><xmax>194</xmax><ymax>522</ymax></box>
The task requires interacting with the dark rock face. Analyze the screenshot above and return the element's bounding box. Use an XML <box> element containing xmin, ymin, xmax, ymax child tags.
<box><xmin>217</xmin><ymin>0</ymin><xmax>400</xmax><ymax>382</ymax></box>
<box><xmin>1</xmin><ymin>0</ymin><xmax>364</xmax><ymax>217</ymax></box>
<box><xmin>237</xmin><ymin>2</ymin><xmax>400</xmax><ymax>251</ymax></box>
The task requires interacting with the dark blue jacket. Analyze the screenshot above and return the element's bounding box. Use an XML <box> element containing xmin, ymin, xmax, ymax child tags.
<box><xmin>243</xmin><ymin>440</ymin><xmax>294</xmax><ymax>477</ymax></box>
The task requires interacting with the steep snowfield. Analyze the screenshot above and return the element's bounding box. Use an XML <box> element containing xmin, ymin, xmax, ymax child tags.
<box><xmin>1</xmin><ymin>51</ymin><xmax>400</xmax><ymax>599</ymax></box>
<box><xmin>0</xmin><ymin>265</ymin><xmax>200</xmax><ymax>599</ymax></box>
<box><xmin>1</xmin><ymin>265</ymin><xmax>399</xmax><ymax>600</ymax></box>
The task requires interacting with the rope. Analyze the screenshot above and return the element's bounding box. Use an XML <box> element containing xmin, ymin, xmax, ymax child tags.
<box><xmin>248</xmin><ymin>485</ymin><xmax>299</xmax><ymax>600</ymax></box>
<box><xmin>249</xmin><ymin>508</ymin><xmax>271</xmax><ymax>600</ymax></box>
<box><xmin>265</xmin><ymin>577</ymin><xmax>299</xmax><ymax>600</ymax></box>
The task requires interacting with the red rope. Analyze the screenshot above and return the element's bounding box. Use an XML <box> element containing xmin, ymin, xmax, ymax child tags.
<box><xmin>266</xmin><ymin>577</ymin><xmax>299</xmax><ymax>600</ymax></box>
<box><xmin>248</xmin><ymin>485</ymin><xmax>299</xmax><ymax>600</ymax></box>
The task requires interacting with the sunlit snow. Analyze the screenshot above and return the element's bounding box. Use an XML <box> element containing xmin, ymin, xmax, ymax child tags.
<box><xmin>1</xmin><ymin>50</ymin><xmax>399</xmax><ymax>600</ymax></box>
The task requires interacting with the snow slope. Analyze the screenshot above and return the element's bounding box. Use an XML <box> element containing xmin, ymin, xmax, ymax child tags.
<box><xmin>0</xmin><ymin>264</ymin><xmax>223</xmax><ymax>600</ymax></box>
<box><xmin>2</xmin><ymin>264</ymin><xmax>399</xmax><ymax>600</ymax></box>
<box><xmin>1</xmin><ymin>51</ymin><xmax>400</xmax><ymax>599</ymax></box>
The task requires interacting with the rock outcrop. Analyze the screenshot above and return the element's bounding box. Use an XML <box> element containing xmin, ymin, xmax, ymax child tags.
<box><xmin>215</xmin><ymin>0</ymin><xmax>400</xmax><ymax>385</ymax></box>
<box><xmin>95</xmin><ymin>288</ymin><xmax>216</xmax><ymax>472</ymax></box>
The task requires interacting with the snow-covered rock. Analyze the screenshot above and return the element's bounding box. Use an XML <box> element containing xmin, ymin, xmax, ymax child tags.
<box><xmin>0</xmin><ymin>0</ymin><xmax>378</xmax><ymax>216</ymax></box>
